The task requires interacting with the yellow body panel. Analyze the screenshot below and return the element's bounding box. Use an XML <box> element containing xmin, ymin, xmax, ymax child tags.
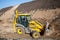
<box><xmin>16</xmin><ymin>13</ymin><xmax>30</xmax><ymax>16</ymax></box>
<box><xmin>29</xmin><ymin>21</ymin><xmax>43</xmax><ymax>32</ymax></box>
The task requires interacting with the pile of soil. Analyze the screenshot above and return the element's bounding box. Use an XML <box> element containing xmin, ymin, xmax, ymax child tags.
<box><xmin>17</xmin><ymin>0</ymin><xmax>60</xmax><ymax>13</ymax></box>
<box><xmin>0</xmin><ymin>6</ymin><xmax>13</xmax><ymax>16</ymax></box>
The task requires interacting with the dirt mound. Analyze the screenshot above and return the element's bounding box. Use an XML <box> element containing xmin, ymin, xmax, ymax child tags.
<box><xmin>17</xmin><ymin>0</ymin><xmax>60</xmax><ymax>13</ymax></box>
<box><xmin>17</xmin><ymin>0</ymin><xmax>60</xmax><ymax>21</ymax></box>
<box><xmin>0</xmin><ymin>5</ymin><xmax>19</xmax><ymax>33</ymax></box>
<box><xmin>52</xmin><ymin>13</ymin><xmax>60</xmax><ymax>32</ymax></box>
<box><xmin>0</xmin><ymin>6</ymin><xmax>13</xmax><ymax>16</ymax></box>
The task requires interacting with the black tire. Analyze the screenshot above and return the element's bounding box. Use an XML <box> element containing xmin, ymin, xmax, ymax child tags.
<box><xmin>40</xmin><ymin>30</ymin><xmax>45</xmax><ymax>36</ymax></box>
<box><xmin>40</xmin><ymin>26</ymin><xmax>45</xmax><ymax>36</ymax></box>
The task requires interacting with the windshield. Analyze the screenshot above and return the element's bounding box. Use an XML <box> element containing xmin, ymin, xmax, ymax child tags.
<box><xmin>17</xmin><ymin>15</ymin><xmax>31</xmax><ymax>24</ymax></box>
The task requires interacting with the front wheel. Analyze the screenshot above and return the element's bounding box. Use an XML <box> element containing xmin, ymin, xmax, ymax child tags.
<box><xmin>30</xmin><ymin>31</ymin><xmax>40</xmax><ymax>38</ymax></box>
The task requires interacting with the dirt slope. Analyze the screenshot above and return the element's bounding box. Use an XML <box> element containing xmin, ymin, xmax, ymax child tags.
<box><xmin>0</xmin><ymin>5</ymin><xmax>19</xmax><ymax>33</ymax></box>
<box><xmin>0</xmin><ymin>0</ymin><xmax>60</xmax><ymax>39</ymax></box>
<box><xmin>50</xmin><ymin>13</ymin><xmax>60</xmax><ymax>38</ymax></box>
<box><xmin>0</xmin><ymin>6</ymin><xmax>13</xmax><ymax>16</ymax></box>
<box><xmin>17</xmin><ymin>0</ymin><xmax>60</xmax><ymax>13</ymax></box>
<box><xmin>17</xmin><ymin>0</ymin><xmax>60</xmax><ymax>21</ymax></box>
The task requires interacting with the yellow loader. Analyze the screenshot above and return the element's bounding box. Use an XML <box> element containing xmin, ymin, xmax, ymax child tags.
<box><xmin>13</xmin><ymin>10</ymin><xmax>49</xmax><ymax>38</ymax></box>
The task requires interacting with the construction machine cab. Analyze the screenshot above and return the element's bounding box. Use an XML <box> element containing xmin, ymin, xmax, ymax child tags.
<box><xmin>14</xmin><ymin>10</ymin><xmax>31</xmax><ymax>28</ymax></box>
<box><xmin>17</xmin><ymin>14</ymin><xmax>31</xmax><ymax>28</ymax></box>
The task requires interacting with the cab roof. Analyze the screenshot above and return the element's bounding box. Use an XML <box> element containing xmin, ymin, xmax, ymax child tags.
<box><xmin>18</xmin><ymin>14</ymin><xmax>30</xmax><ymax>16</ymax></box>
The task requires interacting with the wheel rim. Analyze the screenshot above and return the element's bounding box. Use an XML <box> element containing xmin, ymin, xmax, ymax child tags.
<box><xmin>17</xmin><ymin>28</ymin><xmax>22</xmax><ymax>34</ymax></box>
<box><xmin>32</xmin><ymin>32</ymin><xmax>40</xmax><ymax>38</ymax></box>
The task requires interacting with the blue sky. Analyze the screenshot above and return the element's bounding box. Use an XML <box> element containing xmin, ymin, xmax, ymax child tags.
<box><xmin>0</xmin><ymin>0</ymin><xmax>32</xmax><ymax>8</ymax></box>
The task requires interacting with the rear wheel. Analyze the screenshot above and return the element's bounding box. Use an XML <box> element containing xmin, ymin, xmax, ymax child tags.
<box><xmin>16</xmin><ymin>27</ymin><xmax>25</xmax><ymax>35</ymax></box>
<box><xmin>30</xmin><ymin>31</ymin><xmax>40</xmax><ymax>38</ymax></box>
